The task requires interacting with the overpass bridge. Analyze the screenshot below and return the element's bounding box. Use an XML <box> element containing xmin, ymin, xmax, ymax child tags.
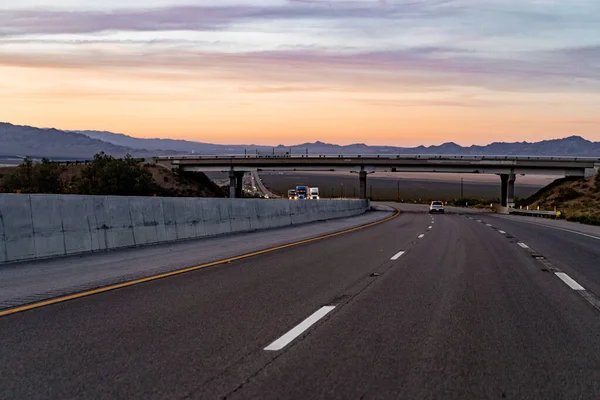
<box><xmin>154</xmin><ymin>155</ymin><xmax>600</xmax><ymax>207</ymax></box>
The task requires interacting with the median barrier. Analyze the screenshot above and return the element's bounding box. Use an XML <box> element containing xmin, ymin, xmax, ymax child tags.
<box><xmin>0</xmin><ymin>194</ymin><xmax>369</xmax><ymax>264</ymax></box>
<box><xmin>491</xmin><ymin>204</ymin><xmax>510</xmax><ymax>215</ymax></box>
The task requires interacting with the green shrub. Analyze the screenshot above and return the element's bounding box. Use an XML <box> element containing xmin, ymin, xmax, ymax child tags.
<box><xmin>566</xmin><ymin>214</ymin><xmax>600</xmax><ymax>226</ymax></box>
<box><xmin>0</xmin><ymin>157</ymin><xmax>64</xmax><ymax>194</ymax></box>
<box><xmin>77</xmin><ymin>152</ymin><xmax>158</xmax><ymax>196</ymax></box>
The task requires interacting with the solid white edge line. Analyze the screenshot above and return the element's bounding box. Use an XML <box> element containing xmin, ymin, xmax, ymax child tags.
<box><xmin>517</xmin><ymin>242</ymin><xmax>529</xmax><ymax>248</ymax></box>
<box><xmin>418</xmin><ymin>234</ymin><xmax>425</xmax><ymax>238</ymax></box>
<box><xmin>391</xmin><ymin>250</ymin><xmax>406</xmax><ymax>260</ymax></box>
<box><xmin>534</xmin><ymin>226</ymin><xmax>600</xmax><ymax>241</ymax></box>
<box><xmin>495</xmin><ymin>217</ymin><xmax>600</xmax><ymax>241</ymax></box>
<box><xmin>264</xmin><ymin>306</ymin><xmax>336</xmax><ymax>351</ymax></box>
<box><xmin>498</xmin><ymin>230</ymin><xmax>506</xmax><ymax>234</ymax></box>
<box><xmin>555</xmin><ymin>272</ymin><xmax>585</xmax><ymax>291</ymax></box>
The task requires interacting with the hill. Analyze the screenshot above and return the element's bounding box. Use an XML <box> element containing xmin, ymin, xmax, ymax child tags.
<box><xmin>3</xmin><ymin>122</ymin><xmax>600</xmax><ymax>158</ymax></box>
<box><xmin>0</xmin><ymin>123</ymin><xmax>178</xmax><ymax>159</ymax></box>
<box><xmin>0</xmin><ymin>162</ymin><xmax>225</xmax><ymax>198</ymax></box>
<box><xmin>72</xmin><ymin>130</ymin><xmax>257</xmax><ymax>154</ymax></box>
<box><xmin>525</xmin><ymin>173</ymin><xmax>600</xmax><ymax>225</ymax></box>
<box><xmin>80</xmin><ymin>131</ymin><xmax>600</xmax><ymax>156</ymax></box>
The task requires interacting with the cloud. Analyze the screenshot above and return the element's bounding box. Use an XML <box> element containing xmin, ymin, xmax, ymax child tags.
<box><xmin>2</xmin><ymin>45</ymin><xmax>599</xmax><ymax>94</ymax></box>
<box><xmin>238</xmin><ymin>85</ymin><xmax>346</xmax><ymax>93</ymax></box>
<box><xmin>356</xmin><ymin>98</ymin><xmax>485</xmax><ymax>108</ymax></box>
<box><xmin>0</xmin><ymin>2</ymin><xmax>453</xmax><ymax>36</ymax></box>
<box><xmin>1</xmin><ymin>0</ymin><xmax>599</xmax><ymax>101</ymax></box>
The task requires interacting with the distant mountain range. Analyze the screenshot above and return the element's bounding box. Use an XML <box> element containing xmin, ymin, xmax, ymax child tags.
<box><xmin>0</xmin><ymin>123</ymin><xmax>165</xmax><ymax>159</ymax></box>
<box><xmin>1</xmin><ymin>122</ymin><xmax>599</xmax><ymax>159</ymax></box>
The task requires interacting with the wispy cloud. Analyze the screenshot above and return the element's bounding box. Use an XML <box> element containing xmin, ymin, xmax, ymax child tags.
<box><xmin>1</xmin><ymin>0</ymin><xmax>600</xmax><ymax>143</ymax></box>
<box><xmin>0</xmin><ymin>2</ymin><xmax>453</xmax><ymax>36</ymax></box>
<box><xmin>1</xmin><ymin>45</ymin><xmax>599</xmax><ymax>93</ymax></box>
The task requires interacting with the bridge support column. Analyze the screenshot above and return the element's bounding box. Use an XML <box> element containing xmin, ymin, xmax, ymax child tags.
<box><xmin>500</xmin><ymin>174</ymin><xmax>509</xmax><ymax>207</ymax></box>
<box><xmin>507</xmin><ymin>173</ymin><xmax>516</xmax><ymax>208</ymax></box>
<box><xmin>359</xmin><ymin>169</ymin><xmax>367</xmax><ymax>200</ymax></box>
<box><xmin>229</xmin><ymin>171</ymin><xmax>245</xmax><ymax>198</ymax></box>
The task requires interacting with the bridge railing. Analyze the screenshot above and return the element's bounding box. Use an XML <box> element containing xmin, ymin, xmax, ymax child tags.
<box><xmin>155</xmin><ymin>154</ymin><xmax>600</xmax><ymax>163</ymax></box>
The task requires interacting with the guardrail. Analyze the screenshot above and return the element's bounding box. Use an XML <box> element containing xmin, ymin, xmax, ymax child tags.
<box><xmin>509</xmin><ymin>209</ymin><xmax>560</xmax><ymax>219</ymax></box>
<box><xmin>155</xmin><ymin>154</ymin><xmax>600</xmax><ymax>162</ymax></box>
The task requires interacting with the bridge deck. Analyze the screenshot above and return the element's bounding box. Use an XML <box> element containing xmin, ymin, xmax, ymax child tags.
<box><xmin>155</xmin><ymin>154</ymin><xmax>599</xmax><ymax>176</ymax></box>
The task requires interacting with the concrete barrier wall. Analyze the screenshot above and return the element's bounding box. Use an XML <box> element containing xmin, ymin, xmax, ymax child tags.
<box><xmin>0</xmin><ymin>194</ymin><xmax>369</xmax><ymax>264</ymax></box>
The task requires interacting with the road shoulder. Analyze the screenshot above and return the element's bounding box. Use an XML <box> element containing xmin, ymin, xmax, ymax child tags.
<box><xmin>0</xmin><ymin>208</ymin><xmax>395</xmax><ymax>313</ymax></box>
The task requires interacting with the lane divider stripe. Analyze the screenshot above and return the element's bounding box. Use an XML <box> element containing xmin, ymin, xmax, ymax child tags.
<box><xmin>0</xmin><ymin>208</ymin><xmax>400</xmax><ymax>318</ymax></box>
<box><xmin>517</xmin><ymin>242</ymin><xmax>529</xmax><ymax>248</ymax></box>
<box><xmin>264</xmin><ymin>306</ymin><xmax>336</xmax><ymax>351</ymax></box>
<box><xmin>515</xmin><ymin>237</ymin><xmax>600</xmax><ymax>313</ymax></box>
<box><xmin>555</xmin><ymin>273</ymin><xmax>585</xmax><ymax>291</ymax></box>
<box><xmin>391</xmin><ymin>251</ymin><xmax>406</xmax><ymax>260</ymax></box>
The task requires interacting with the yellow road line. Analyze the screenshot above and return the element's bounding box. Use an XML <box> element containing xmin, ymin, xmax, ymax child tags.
<box><xmin>0</xmin><ymin>208</ymin><xmax>400</xmax><ymax>318</ymax></box>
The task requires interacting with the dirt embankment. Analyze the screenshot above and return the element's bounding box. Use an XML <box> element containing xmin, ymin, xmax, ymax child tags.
<box><xmin>525</xmin><ymin>175</ymin><xmax>600</xmax><ymax>224</ymax></box>
<box><xmin>0</xmin><ymin>164</ymin><xmax>226</xmax><ymax>198</ymax></box>
<box><xmin>146</xmin><ymin>165</ymin><xmax>226</xmax><ymax>197</ymax></box>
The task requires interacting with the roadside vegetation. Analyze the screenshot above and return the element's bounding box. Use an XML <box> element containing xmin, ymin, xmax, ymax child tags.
<box><xmin>523</xmin><ymin>171</ymin><xmax>600</xmax><ymax>226</ymax></box>
<box><xmin>0</xmin><ymin>153</ymin><xmax>225</xmax><ymax>197</ymax></box>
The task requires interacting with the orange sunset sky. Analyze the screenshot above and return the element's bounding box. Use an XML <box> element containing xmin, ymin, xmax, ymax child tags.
<box><xmin>2</xmin><ymin>0</ymin><xmax>600</xmax><ymax>146</ymax></box>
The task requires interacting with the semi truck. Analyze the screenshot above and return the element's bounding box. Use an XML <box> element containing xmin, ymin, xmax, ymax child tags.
<box><xmin>296</xmin><ymin>186</ymin><xmax>309</xmax><ymax>199</ymax></box>
<box><xmin>287</xmin><ymin>189</ymin><xmax>298</xmax><ymax>200</ymax></box>
<box><xmin>309</xmin><ymin>187</ymin><xmax>320</xmax><ymax>200</ymax></box>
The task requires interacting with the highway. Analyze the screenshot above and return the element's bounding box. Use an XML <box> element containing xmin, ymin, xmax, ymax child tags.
<box><xmin>1</xmin><ymin>204</ymin><xmax>600</xmax><ymax>399</ymax></box>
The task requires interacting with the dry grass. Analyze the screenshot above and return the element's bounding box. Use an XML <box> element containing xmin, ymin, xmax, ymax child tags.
<box><xmin>529</xmin><ymin>176</ymin><xmax>600</xmax><ymax>216</ymax></box>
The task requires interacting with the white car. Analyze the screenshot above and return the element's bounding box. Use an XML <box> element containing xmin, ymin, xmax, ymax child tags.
<box><xmin>429</xmin><ymin>201</ymin><xmax>445</xmax><ymax>214</ymax></box>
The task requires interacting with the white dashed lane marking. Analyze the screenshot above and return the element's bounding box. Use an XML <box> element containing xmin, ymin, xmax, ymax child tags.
<box><xmin>264</xmin><ymin>306</ymin><xmax>336</xmax><ymax>351</ymax></box>
<box><xmin>555</xmin><ymin>273</ymin><xmax>585</xmax><ymax>291</ymax></box>
<box><xmin>507</xmin><ymin>234</ymin><xmax>600</xmax><ymax>313</ymax></box>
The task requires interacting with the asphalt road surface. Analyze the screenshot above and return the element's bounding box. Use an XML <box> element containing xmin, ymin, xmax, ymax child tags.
<box><xmin>1</xmin><ymin>204</ymin><xmax>599</xmax><ymax>399</ymax></box>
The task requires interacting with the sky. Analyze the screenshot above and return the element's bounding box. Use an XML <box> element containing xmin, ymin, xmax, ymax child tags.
<box><xmin>1</xmin><ymin>0</ymin><xmax>600</xmax><ymax>146</ymax></box>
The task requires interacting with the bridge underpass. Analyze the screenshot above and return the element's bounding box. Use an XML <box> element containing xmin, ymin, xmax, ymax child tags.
<box><xmin>229</xmin><ymin>170</ymin><xmax>245</xmax><ymax>199</ymax></box>
<box><xmin>156</xmin><ymin>155</ymin><xmax>599</xmax><ymax>205</ymax></box>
